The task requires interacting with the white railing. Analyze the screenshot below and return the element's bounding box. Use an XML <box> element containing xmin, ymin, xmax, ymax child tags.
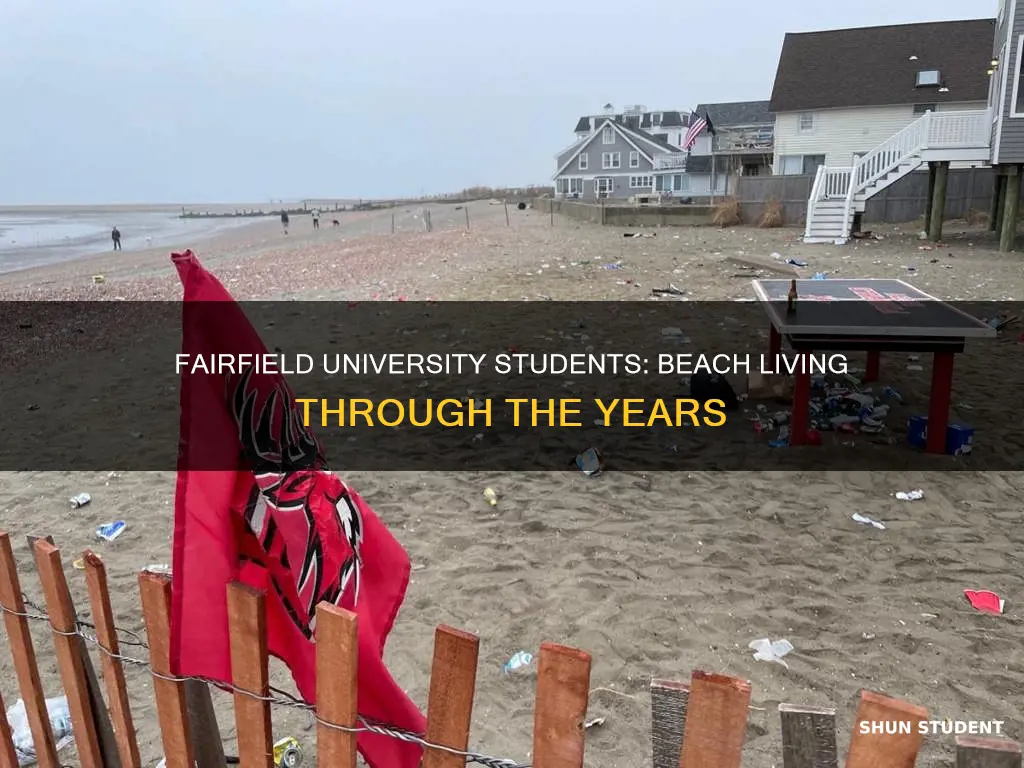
<box><xmin>804</xmin><ymin>165</ymin><xmax>826</xmax><ymax>240</ymax></box>
<box><xmin>925</xmin><ymin>109</ymin><xmax>991</xmax><ymax>149</ymax></box>
<box><xmin>652</xmin><ymin>155</ymin><xmax>688</xmax><ymax>170</ymax></box>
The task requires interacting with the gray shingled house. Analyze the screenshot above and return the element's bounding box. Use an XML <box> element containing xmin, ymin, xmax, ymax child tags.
<box><xmin>552</xmin><ymin>105</ymin><xmax>690</xmax><ymax>200</ymax></box>
<box><xmin>682</xmin><ymin>101</ymin><xmax>774</xmax><ymax>197</ymax></box>
<box><xmin>769</xmin><ymin>18</ymin><xmax>996</xmax><ymax>244</ymax></box>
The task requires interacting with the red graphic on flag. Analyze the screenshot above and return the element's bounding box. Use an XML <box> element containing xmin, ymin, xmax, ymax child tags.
<box><xmin>170</xmin><ymin>250</ymin><xmax>424</xmax><ymax>768</ymax></box>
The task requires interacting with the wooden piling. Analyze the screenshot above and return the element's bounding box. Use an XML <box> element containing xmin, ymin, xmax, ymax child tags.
<box><xmin>1000</xmin><ymin>165</ymin><xmax>1020</xmax><ymax>252</ymax></box>
<box><xmin>928</xmin><ymin>161</ymin><xmax>949</xmax><ymax>241</ymax></box>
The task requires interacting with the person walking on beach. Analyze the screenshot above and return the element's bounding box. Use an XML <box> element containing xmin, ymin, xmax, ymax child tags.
<box><xmin>111</xmin><ymin>227</ymin><xmax>121</xmax><ymax>251</ymax></box>
<box><xmin>311</xmin><ymin>208</ymin><xmax>320</xmax><ymax>230</ymax></box>
<box><xmin>281</xmin><ymin>211</ymin><xmax>289</xmax><ymax>235</ymax></box>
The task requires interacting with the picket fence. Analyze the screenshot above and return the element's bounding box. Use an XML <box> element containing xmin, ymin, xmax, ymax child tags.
<box><xmin>0</xmin><ymin>531</ymin><xmax>1020</xmax><ymax>768</ymax></box>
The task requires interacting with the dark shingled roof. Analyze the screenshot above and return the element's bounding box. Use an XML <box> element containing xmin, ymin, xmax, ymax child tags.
<box><xmin>694</xmin><ymin>101</ymin><xmax>772</xmax><ymax>126</ymax></box>
<box><xmin>769</xmin><ymin>18</ymin><xmax>994</xmax><ymax>112</ymax></box>
<box><xmin>614</xmin><ymin>119</ymin><xmax>684</xmax><ymax>153</ymax></box>
<box><xmin>574</xmin><ymin>116</ymin><xmax>591</xmax><ymax>132</ymax></box>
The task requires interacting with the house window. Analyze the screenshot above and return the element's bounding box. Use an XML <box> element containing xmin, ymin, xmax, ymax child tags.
<box><xmin>674</xmin><ymin>174</ymin><xmax>690</xmax><ymax>192</ymax></box>
<box><xmin>629</xmin><ymin>175</ymin><xmax>653</xmax><ymax>188</ymax></box>
<box><xmin>556</xmin><ymin>178</ymin><xmax>567</xmax><ymax>194</ymax></box>
<box><xmin>578</xmin><ymin>153</ymin><xmax>588</xmax><ymax>170</ymax></box>
<box><xmin>595</xmin><ymin>178</ymin><xmax>614</xmax><ymax>197</ymax></box>
<box><xmin>602</xmin><ymin>152</ymin><xmax>621</xmax><ymax>169</ymax></box>
<box><xmin>779</xmin><ymin>155</ymin><xmax>803</xmax><ymax>175</ymax></box>
<box><xmin>602</xmin><ymin>126</ymin><xmax>615</xmax><ymax>144</ymax></box>
<box><xmin>1014</xmin><ymin>35</ymin><xmax>1024</xmax><ymax>115</ymax></box>
<box><xmin>913</xmin><ymin>103</ymin><xmax>937</xmax><ymax>114</ymax></box>
<box><xmin>742</xmin><ymin>164</ymin><xmax>761</xmax><ymax>177</ymax></box>
<box><xmin>916</xmin><ymin>69</ymin><xmax>941</xmax><ymax>87</ymax></box>
<box><xmin>652</xmin><ymin>113</ymin><xmax>662</xmax><ymax>126</ymax></box>
<box><xmin>629</xmin><ymin>151</ymin><xmax>640</xmax><ymax>168</ymax></box>
<box><xmin>802</xmin><ymin>155</ymin><xmax>825</xmax><ymax>175</ymax></box>
<box><xmin>798</xmin><ymin>113</ymin><xmax>814</xmax><ymax>132</ymax></box>
<box><xmin>568</xmin><ymin>177</ymin><xmax>584</xmax><ymax>195</ymax></box>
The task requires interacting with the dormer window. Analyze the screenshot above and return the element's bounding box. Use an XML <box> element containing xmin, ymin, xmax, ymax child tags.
<box><xmin>652</xmin><ymin>112</ymin><xmax>662</xmax><ymax>126</ymax></box>
<box><xmin>916</xmin><ymin>69</ymin><xmax>941</xmax><ymax>87</ymax></box>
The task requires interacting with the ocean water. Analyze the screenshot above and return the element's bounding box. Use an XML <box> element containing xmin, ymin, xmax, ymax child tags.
<box><xmin>0</xmin><ymin>210</ymin><xmax>257</xmax><ymax>274</ymax></box>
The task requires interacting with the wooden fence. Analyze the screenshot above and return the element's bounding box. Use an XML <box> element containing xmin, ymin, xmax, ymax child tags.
<box><xmin>0</xmin><ymin>531</ymin><xmax>1020</xmax><ymax>768</ymax></box>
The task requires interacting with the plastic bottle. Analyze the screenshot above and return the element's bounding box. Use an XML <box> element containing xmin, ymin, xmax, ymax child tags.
<box><xmin>503</xmin><ymin>651</ymin><xmax>534</xmax><ymax>674</ymax></box>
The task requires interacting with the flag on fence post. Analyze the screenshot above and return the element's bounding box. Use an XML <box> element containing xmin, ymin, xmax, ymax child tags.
<box><xmin>169</xmin><ymin>250</ymin><xmax>425</xmax><ymax>768</ymax></box>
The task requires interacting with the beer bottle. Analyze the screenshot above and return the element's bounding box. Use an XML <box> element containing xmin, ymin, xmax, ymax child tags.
<box><xmin>787</xmin><ymin>279</ymin><xmax>798</xmax><ymax>314</ymax></box>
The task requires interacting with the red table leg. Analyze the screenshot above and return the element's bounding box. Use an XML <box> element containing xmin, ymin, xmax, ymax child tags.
<box><xmin>769</xmin><ymin>324</ymin><xmax>781</xmax><ymax>361</ymax></box>
<box><xmin>790</xmin><ymin>352</ymin><xmax>811</xmax><ymax>446</ymax></box>
<box><xmin>926</xmin><ymin>352</ymin><xmax>955</xmax><ymax>454</ymax></box>
<box><xmin>864</xmin><ymin>351</ymin><xmax>880</xmax><ymax>382</ymax></box>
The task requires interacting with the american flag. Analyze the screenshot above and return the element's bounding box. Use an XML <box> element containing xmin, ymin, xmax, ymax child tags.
<box><xmin>683</xmin><ymin>112</ymin><xmax>708</xmax><ymax>151</ymax></box>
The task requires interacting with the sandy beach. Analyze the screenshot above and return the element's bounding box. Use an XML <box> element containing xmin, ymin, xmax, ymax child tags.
<box><xmin>1</xmin><ymin>200</ymin><xmax>1023</xmax><ymax>767</ymax></box>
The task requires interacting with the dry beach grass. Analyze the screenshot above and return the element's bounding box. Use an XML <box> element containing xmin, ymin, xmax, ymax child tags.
<box><xmin>1</xmin><ymin>200</ymin><xmax>1023</xmax><ymax>767</ymax></box>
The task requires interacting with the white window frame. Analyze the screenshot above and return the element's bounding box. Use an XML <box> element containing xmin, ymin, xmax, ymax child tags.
<box><xmin>629</xmin><ymin>175</ymin><xmax>653</xmax><ymax>189</ymax></box>
<box><xmin>652</xmin><ymin>112</ymin><xmax>662</xmax><ymax>126</ymax></box>
<box><xmin>1011</xmin><ymin>35</ymin><xmax>1024</xmax><ymax>116</ymax></box>
<box><xmin>578</xmin><ymin>153</ymin><xmax>588</xmax><ymax>170</ymax></box>
<box><xmin>602</xmin><ymin>126</ymin><xmax>615</xmax><ymax>144</ymax></box>
<box><xmin>595</xmin><ymin>177</ymin><xmax>614</xmax><ymax>196</ymax></box>
<box><xmin>798</xmin><ymin>113</ymin><xmax>814</xmax><ymax>132</ymax></box>
<box><xmin>779</xmin><ymin>155</ymin><xmax>804</xmax><ymax>176</ymax></box>
<box><xmin>916</xmin><ymin>69</ymin><xmax>941</xmax><ymax>87</ymax></box>
<box><xmin>568</xmin><ymin>177</ymin><xmax>584</xmax><ymax>194</ymax></box>
<box><xmin>629</xmin><ymin>151</ymin><xmax>640</xmax><ymax>168</ymax></box>
<box><xmin>675</xmin><ymin>173</ymin><xmax>690</xmax><ymax>192</ymax></box>
<box><xmin>602</xmin><ymin>151</ymin><xmax>621</xmax><ymax>169</ymax></box>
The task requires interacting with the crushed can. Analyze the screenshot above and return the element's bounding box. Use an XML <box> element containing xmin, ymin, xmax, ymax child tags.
<box><xmin>273</xmin><ymin>736</ymin><xmax>303</xmax><ymax>767</ymax></box>
<box><xmin>70</xmin><ymin>493</ymin><xmax>91</xmax><ymax>509</ymax></box>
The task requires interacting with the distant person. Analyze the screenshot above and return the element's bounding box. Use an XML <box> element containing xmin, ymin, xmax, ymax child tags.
<box><xmin>111</xmin><ymin>227</ymin><xmax>121</xmax><ymax>251</ymax></box>
<box><xmin>281</xmin><ymin>211</ymin><xmax>289</xmax><ymax>235</ymax></box>
<box><xmin>311</xmin><ymin>208</ymin><xmax>320</xmax><ymax>230</ymax></box>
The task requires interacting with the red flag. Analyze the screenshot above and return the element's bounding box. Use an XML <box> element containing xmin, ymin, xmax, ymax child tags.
<box><xmin>169</xmin><ymin>250</ymin><xmax>424</xmax><ymax>768</ymax></box>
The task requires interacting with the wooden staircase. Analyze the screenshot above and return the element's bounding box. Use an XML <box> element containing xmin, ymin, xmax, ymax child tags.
<box><xmin>803</xmin><ymin>109</ymin><xmax>992</xmax><ymax>244</ymax></box>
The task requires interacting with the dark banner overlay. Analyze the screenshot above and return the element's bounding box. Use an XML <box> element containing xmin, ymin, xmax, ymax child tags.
<box><xmin>1</xmin><ymin>300</ymin><xmax>1019</xmax><ymax>471</ymax></box>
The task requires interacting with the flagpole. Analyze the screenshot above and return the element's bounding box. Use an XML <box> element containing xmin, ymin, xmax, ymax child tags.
<box><xmin>710</xmin><ymin>145</ymin><xmax>716</xmax><ymax>206</ymax></box>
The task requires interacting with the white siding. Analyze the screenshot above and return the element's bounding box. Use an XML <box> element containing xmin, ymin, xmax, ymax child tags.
<box><xmin>773</xmin><ymin>102</ymin><xmax>986</xmax><ymax>170</ymax></box>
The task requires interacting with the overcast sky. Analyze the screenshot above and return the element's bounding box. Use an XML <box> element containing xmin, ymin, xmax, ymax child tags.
<box><xmin>0</xmin><ymin>0</ymin><xmax>990</xmax><ymax>204</ymax></box>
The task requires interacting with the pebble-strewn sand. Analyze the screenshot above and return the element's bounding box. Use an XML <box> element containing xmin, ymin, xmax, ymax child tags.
<box><xmin>1</xmin><ymin>201</ymin><xmax>1023</xmax><ymax>768</ymax></box>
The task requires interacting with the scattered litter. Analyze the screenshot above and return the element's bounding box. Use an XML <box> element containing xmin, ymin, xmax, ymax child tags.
<box><xmin>623</xmin><ymin>232</ymin><xmax>656</xmax><ymax>238</ymax></box>
<box><xmin>574</xmin><ymin>447</ymin><xmax>604</xmax><ymax>476</ymax></box>
<box><xmin>273</xmin><ymin>736</ymin><xmax>303</xmax><ymax>768</ymax></box>
<box><xmin>964</xmin><ymin>589</ymin><xmax>1005</xmax><ymax>615</ymax></box>
<box><xmin>811</xmin><ymin>272</ymin><xmax>827</xmax><ymax>280</ymax></box>
<box><xmin>770</xmin><ymin>252</ymin><xmax>782</xmax><ymax>260</ymax></box>
<box><xmin>862</xmin><ymin>632</ymin><xmax>876</xmax><ymax>640</ymax></box>
<box><xmin>7</xmin><ymin>695</ymin><xmax>73</xmax><ymax>766</ymax></box>
<box><xmin>894</xmin><ymin>489</ymin><xmax>924</xmax><ymax>501</ymax></box>
<box><xmin>651</xmin><ymin>285</ymin><xmax>686</xmax><ymax>297</ymax></box>
<box><xmin>143</xmin><ymin>564</ymin><xmax>171</xmax><ymax>575</ymax></box>
<box><xmin>787</xmin><ymin>259</ymin><xmax>807</xmax><ymax>267</ymax></box>
<box><xmin>503</xmin><ymin>650</ymin><xmax>534</xmax><ymax>674</ymax></box>
<box><xmin>852</xmin><ymin>513</ymin><xmax>886</xmax><ymax>530</ymax></box>
<box><xmin>25</xmin><ymin>404</ymin><xmax>39</xmax><ymax>412</ymax></box>
<box><xmin>96</xmin><ymin>521</ymin><xmax>126</xmax><ymax>542</ymax></box>
<box><xmin>749</xmin><ymin>638</ymin><xmax>793</xmax><ymax>668</ymax></box>
<box><xmin>69</xmin><ymin>493</ymin><xmax>91</xmax><ymax>509</ymax></box>
<box><xmin>72</xmin><ymin>559</ymin><xmax>85</xmax><ymax>570</ymax></box>
<box><xmin>604</xmin><ymin>262</ymin><xmax>623</xmax><ymax>269</ymax></box>
<box><xmin>584</xmin><ymin>717</ymin><xmax>606</xmax><ymax>730</ymax></box>
<box><xmin>91</xmin><ymin>275</ymin><xmax>105</xmax><ymax>285</ymax></box>
<box><xmin>483</xmin><ymin>487</ymin><xmax>498</xmax><ymax>507</ymax></box>
<box><xmin>661</xmin><ymin>327</ymin><xmax>685</xmax><ymax>337</ymax></box>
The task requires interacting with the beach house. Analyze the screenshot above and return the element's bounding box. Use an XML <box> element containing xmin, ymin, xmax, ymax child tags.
<box><xmin>768</xmin><ymin>18</ymin><xmax>994</xmax><ymax>243</ymax></box>
<box><xmin>553</xmin><ymin>105</ymin><xmax>690</xmax><ymax>200</ymax></box>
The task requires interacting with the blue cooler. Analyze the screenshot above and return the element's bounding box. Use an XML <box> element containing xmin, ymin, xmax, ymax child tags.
<box><xmin>906</xmin><ymin>416</ymin><xmax>974</xmax><ymax>455</ymax></box>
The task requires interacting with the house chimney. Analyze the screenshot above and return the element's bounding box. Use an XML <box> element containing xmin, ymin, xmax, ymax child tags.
<box><xmin>603</xmin><ymin>103</ymin><xmax>615</xmax><ymax>114</ymax></box>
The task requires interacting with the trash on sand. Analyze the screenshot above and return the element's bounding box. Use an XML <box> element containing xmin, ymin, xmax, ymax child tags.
<box><xmin>144</xmin><ymin>564</ymin><xmax>171</xmax><ymax>575</ymax></box>
<box><xmin>623</xmin><ymin>232</ymin><xmax>656</xmax><ymax>238</ymax></box>
<box><xmin>273</xmin><ymin>736</ymin><xmax>304</xmax><ymax>768</ymax></box>
<box><xmin>787</xmin><ymin>259</ymin><xmax>808</xmax><ymax>267</ymax></box>
<box><xmin>483</xmin><ymin>487</ymin><xmax>498</xmax><ymax>506</ymax></box>
<box><xmin>604</xmin><ymin>262</ymin><xmax>623</xmax><ymax>269</ymax></box>
<box><xmin>661</xmin><ymin>327</ymin><xmax>685</xmax><ymax>337</ymax></box>
<box><xmin>69</xmin><ymin>493</ymin><xmax>91</xmax><ymax>509</ymax></box>
<box><xmin>7</xmin><ymin>695</ymin><xmax>73</xmax><ymax>766</ymax></box>
<box><xmin>812</xmin><ymin>272</ymin><xmax>827</xmax><ymax>280</ymax></box>
<box><xmin>504</xmin><ymin>650</ymin><xmax>534</xmax><ymax>674</ymax></box>
<box><xmin>91</xmin><ymin>275</ymin><xmax>105</xmax><ymax>285</ymax></box>
<box><xmin>574</xmin><ymin>448</ymin><xmax>604</xmax><ymax>476</ymax></box>
<box><xmin>894</xmin><ymin>489</ymin><xmax>924</xmax><ymax>501</ymax></box>
<box><xmin>585</xmin><ymin>717</ymin><xmax>606</xmax><ymax>730</ymax></box>
<box><xmin>852</xmin><ymin>513</ymin><xmax>886</xmax><ymax>530</ymax></box>
<box><xmin>72</xmin><ymin>558</ymin><xmax>85</xmax><ymax>570</ymax></box>
<box><xmin>96</xmin><ymin>521</ymin><xmax>126</xmax><ymax>542</ymax></box>
<box><xmin>651</xmin><ymin>285</ymin><xmax>686</xmax><ymax>297</ymax></box>
<box><xmin>964</xmin><ymin>589</ymin><xmax>1005</xmax><ymax>615</ymax></box>
<box><xmin>749</xmin><ymin>638</ymin><xmax>793</xmax><ymax>668</ymax></box>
